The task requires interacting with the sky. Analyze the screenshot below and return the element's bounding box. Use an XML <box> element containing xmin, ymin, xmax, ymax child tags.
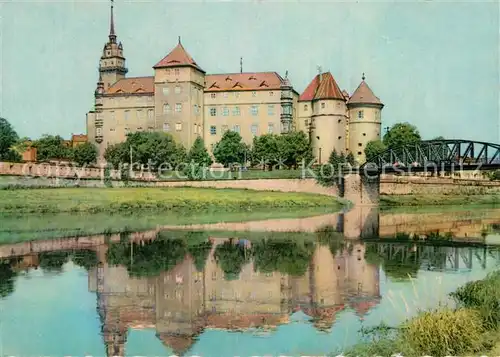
<box><xmin>0</xmin><ymin>0</ymin><xmax>499</xmax><ymax>142</ymax></box>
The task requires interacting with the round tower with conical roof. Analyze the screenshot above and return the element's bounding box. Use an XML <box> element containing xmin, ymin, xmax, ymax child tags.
<box><xmin>299</xmin><ymin>71</ymin><xmax>348</xmax><ymax>164</ymax></box>
<box><xmin>347</xmin><ymin>74</ymin><xmax>384</xmax><ymax>164</ymax></box>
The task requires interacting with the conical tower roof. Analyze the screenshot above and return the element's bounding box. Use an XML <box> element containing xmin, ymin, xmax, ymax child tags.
<box><xmin>348</xmin><ymin>76</ymin><xmax>383</xmax><ymax>106</ymax></box>
<box><xmin>299</xmin><ymin>72</ymin><xmax>344</xmax><ymax>101</ymax></box>
<box><xmin>153</xmin><ymin>37</ymin><xmax>204</xmax><ymax>73</ymax></box>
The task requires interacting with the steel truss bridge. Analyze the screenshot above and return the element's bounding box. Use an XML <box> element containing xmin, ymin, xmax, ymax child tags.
<box><xmin>370</xmin><ymin>243</ymin><xmax>500</xmax><ymax>272</ymax></box>
<box><xmin>359</xmin><ymin>140</ymin><xmax>500</xmax><ymax>174</ymax></box>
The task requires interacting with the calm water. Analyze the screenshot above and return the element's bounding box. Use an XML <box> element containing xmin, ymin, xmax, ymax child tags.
<box><xmin>1</xmin><ymin>206</ymin><xmax>500</xmax><ymax>357</ymax></box>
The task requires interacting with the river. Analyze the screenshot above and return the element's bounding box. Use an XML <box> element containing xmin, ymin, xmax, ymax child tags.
<box><xmin>1</xmin><ymin>205</ymin><xmax>500</xmax><ymax>357</ymax></box>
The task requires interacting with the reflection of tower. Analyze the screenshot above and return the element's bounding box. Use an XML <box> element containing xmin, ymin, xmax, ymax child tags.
<box><xmin>305</xmin><ymin>244</ymin><xmax>346</xmax><ymax>331</ymax></box>
<box><xmin>345</xmin><ymin>243</ymin><xmax>381</xmax><ymax>319</ymax></box>
<box><xmin>343</xmin><ymin>205</ymin><xmax>380</xmax><ymax>239</ymax></box>
<box><xmin>155</xmin><ymin>255</ymin><xmax>205</xmax><ymax>356</ymax></box>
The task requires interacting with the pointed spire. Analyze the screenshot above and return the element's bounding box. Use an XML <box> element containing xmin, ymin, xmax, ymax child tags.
<box><xmin>362</xmin><ymin>72</ymin><xmax>366</xmax><ymax>81</ymax></box>
<box><xmin>178</xmin><ymin>36</ymin><xmax>181</xmax><ymax>45</ymax></box>
<box><xmin>109</xmin><ymin>0</ymin><xmax>117</xmax><ymax>43</ymax></box>
<box><xmin>240</xmin><ymin>57</ymin><xmax>243</xmax><ymax>73</ymax></box>
<box><xmin>348</xmin><ymin>77</ymin><xmax>383</xmax><ymax>106</ymax></box>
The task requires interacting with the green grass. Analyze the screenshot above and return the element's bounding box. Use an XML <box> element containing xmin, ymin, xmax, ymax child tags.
<box><xmin>380</xmin><ymin>193</ymin><xmax>500</xmax><ymax>207</ymax></box>
<box><xmin>0</xmin><ymin>206</ymin><xmax>338</xmax><ymax>243</ymax></box>
<box><xmin>0</xmin><ymin>186</ymin><xmax>341</xmax><ymax>214</ymax></box>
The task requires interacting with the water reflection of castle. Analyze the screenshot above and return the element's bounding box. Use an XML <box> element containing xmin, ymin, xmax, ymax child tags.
<box><xmin>88</xmin><ymin>239</ymin><xmax>380</xmax><ymax>357</ymax></box>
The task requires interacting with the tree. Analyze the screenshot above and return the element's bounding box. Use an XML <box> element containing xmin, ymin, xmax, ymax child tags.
<box><xmin>214</xmin><ymin>240</ymin><xmax>250</xmax><ymax>280</ymax></box>
<box><xmin>187</xmin><ymin>136</ymin><xmax>212</xmax><ymax>167</ymax></box>
<box><xmin>103</xmin><ymin>132</ymin><xmax>186</xmax><ymax>172</ymax></box>
<box><xmin>251</xmin><ymin>134</ymin><xmax>279</xmax><ymax>170</ymax></box>
<box><xmin>213</xmin><ymin>131</ymin><xmax>248</xmax><ymax>167</ymax></box>
<box><xmin>432</xmin><ymin>136</ymin><xmax>445</xmax><ymax>141</ymax></box>
<box><xmin>71</xmin><ymin>142</ymin><xmax>98</xmax><ymax>166</ymax></box>
<box><xmin>364</xmin><ymin>140</ymin><xmax>387</xmax><ymax>162</ymax></box>
<box><xmin>33</xmin><ymin>134</ymin><xmax>71</xmax><ymax>161</ymax></box>
<box><xmin>0</xmin><ymin>259</ymin><xmax>17</xmax><ymax>299</ymax></box>
<box><xmin>277</xmin><ymin>131</ymin><xmax>314</xmax><ymax>169</ymax></box>
<box><xmin>0</xmin><ymin>118</ymin><xmax>20</xmax><ymax>161</ymax></box>
<box><xmin>383</xmin><ymin>123</ymin><xmax>421</xmax><ymax>150</ymax></box>
<box><xmin>346</xmin><ymin>152</ymin><xmax>356</xmax><ymax>166</ymax></box>
<box><xmin>104</xmin><ymin>143</ymin><xmax>126</xmax><ymax>168</ymax></box>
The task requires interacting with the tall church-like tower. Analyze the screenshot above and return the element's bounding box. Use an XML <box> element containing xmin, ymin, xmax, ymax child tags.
<box><xmin>99</xmin><ymin>0</ymin><xmax>128</xmax><ymax>91</ymax></box>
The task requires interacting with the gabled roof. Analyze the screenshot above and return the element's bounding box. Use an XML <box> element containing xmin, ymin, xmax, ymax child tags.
<box><xmin>299</xmin><ymin>72</ymin><xmax>344</xmax><ymax>101</ymax></box>
<box><xmin>205</xmin><ymin>72</ymin><xmax>285</xmax><ymax>92</ymax></box>
<box><xmin>105</xmin><ymin>76</ymin><xmax>154</xmax><ymax>95</ymax></box>
<box><xmin>348</xmin><ymin>80</ymin><xmax>383</xmax><ymax>106</ymax></box>
<box><xmin>153</xmin><ymin>42</ymin><xmax>204</xmax><ymax>73</ymax></box>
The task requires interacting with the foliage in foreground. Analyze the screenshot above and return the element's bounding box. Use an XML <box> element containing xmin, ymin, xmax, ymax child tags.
<box><xmin>339</xmin><ymin>270</ymin><xmax>500</xmax><ymax>357</ymax></box>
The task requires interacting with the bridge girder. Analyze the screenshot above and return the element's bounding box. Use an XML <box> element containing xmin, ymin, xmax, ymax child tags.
<box><xmin>360</xmin><ymin>139</ymin><xmax>500</xmax><ymax>173</ymax></box>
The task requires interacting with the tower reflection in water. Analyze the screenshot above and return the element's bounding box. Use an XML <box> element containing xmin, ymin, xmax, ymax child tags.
<box><xmin>89</xmin><ymin>234</ymin><xmax>380</xmax><ymax>356</ymax></box>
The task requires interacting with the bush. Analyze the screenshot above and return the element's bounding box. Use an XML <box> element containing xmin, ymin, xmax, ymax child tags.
<box><xmin>403</xmin><ymin>308</ymin><xmax>485</xmax><ymax>356</ymax></box>
<box><xmin>450</xmin><ymin>270</ymin><xmax>500</xmax><ymax>329</ymax></box>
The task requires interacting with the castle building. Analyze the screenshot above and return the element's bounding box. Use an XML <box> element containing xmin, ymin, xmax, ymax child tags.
<box><xmin>86</xmin><ymin>3</ymin><xmax>383</xmax><ymax>164</ymax></box>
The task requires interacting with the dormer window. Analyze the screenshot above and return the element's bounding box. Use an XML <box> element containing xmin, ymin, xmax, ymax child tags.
<box><xmin>225</xmin><ymin>76</ymin><xmax>232</xmax><ymax>81</ymax></box>
<box><xmin>249</xmin><ymin>75</ymin><xmax>257</xmax><ymax>80</ymax></box>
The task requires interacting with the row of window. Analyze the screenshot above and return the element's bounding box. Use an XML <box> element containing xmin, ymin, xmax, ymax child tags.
<box><xmin>162</xmin><ymin>86</ymin><xmax>182</xmax><ymax>96</ymax></box>
<box><xmin>162</xmin><ymin>103</ymin><xmax>201</xmax><ymax>115</ymax></box>
<box><xmin>209</xmin><ymin>91</ymin><xmax>274</xmax><ymax>99</ymax></box>
<box><xmin>109</xmin><ymin>109</ymin><xmax>155</xmax><ymax>121</ymax></box>
<box><xmin>209</xmin><ymin>105</ymin><xmax>275</xmax><ymax>117</ymax></box>
<box><xmin>209</xmin><ymin>123</ymin><xmax>275</xmax><ymax>136</ymax></box>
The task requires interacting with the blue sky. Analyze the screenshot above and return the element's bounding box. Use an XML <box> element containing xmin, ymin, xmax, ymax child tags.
<box><xmin>1</xmin><ymin>0</ymin><xmax>499</xmax><ymax>142</ymax></box>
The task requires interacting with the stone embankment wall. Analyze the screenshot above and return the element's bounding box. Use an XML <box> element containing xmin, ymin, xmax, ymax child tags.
<box><xmin>380</xmin><ymin>174</ymin><xmax>500</xmax><ymax>195</ymax></box>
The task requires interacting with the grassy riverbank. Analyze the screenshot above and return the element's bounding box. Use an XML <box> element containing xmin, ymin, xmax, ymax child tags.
<box><xmin>335</xmin><ymin>270</ymin><xmax>500</xmax><ymax>357</ymax></box>
<box><xmin>0</xmin><ymin>206</ymin><xmax>339</xmax><ymax>243</ymax></box>
<box><xmin>380</xmin><ymin>193</ymin><xmax>500</xmax><ymax>207</ymax></box>
<box><xmin>0</xmin><ymin>187</ymin><xmax>341</xmax><ymax>214</ymax></box>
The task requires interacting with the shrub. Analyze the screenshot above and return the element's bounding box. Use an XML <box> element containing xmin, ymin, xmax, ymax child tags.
<box><xmin>403</xmin><ymin>308</ymin><xmax>485</xmax><ymax>356</ymax></box>
<box><xmin>450</xmin><ymin>270</ymin><xmax>500</xmax><ymax>329</ymax></box>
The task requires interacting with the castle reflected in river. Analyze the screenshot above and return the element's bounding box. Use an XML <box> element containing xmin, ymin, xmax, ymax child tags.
<box><xmin>88</xmin><ymin>238</ymin><xmax>379</xmax><ymax>356</ymax></box>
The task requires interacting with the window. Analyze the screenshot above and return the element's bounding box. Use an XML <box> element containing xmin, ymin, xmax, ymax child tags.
<box><xmin>110</xmin><ymin>128</ymin><xmax>115</xmax><ymax>132</ymax></box>
<box><xmin>338</xmin><ymin>119</ymin><xmax>342</xmax><ymax>123</ymax></box>
<box><xmin>233</xmin><ymin>106</ymin><xmax>240</xmax><ymax>116</ymax></box>
<box><xmin>124</xmin><ymin>127</ymin><xmax>130</xmax><ymax>132</ymax></box>
<box><xmin>321</xmin><ymin>102</ymin><xmax>326</xmax><ymax>109</ymax></box>
<box><xmin>304</xmin><ymin>119</ymin><xmax>308</xmax><ymax>127</ymax></box>
<box><xmin>269</xmin><ymin>91</ymin><xmax>274</xmax><ymax>96</ymax></box>
<box><xmin>358</xmin><ymin>143</ymin><xmax>362</xmax><ymax>147</ymax></box>
<box><xmin>124</xmin><ymin>110</ymin><xmax>130</xmax><ymax>121</ymax></box>
<box><xmin>268</xmin><ymin>123</ymin><xmax>274</xmax><ymax>133</ymax></box>
<box><xmin>222</xmin><ymin>107</ymin><xmax>229</xmax><ymax>116</ymax></box>
<box><xmin>175</xmin><ymin>103</ymin><xmax>182</xmax><ymax>113</ymax></box>
<box><xmin>175</xmin><ymin>85</ymin><xmax>181</xmax><ymax>94</ymax></box>
<box><xmin>210</xmin><ymin>107</ymin><xmax>217</xmax><ymax>116</ymax></box>
<box><xmin>210</xmin><ymin>93</ymin><xmax>216</xmax><ymax>99</ymax></box>
<box><xmin>137</xmin><ymin>110</ymin><xmax>144</xmax><ymax>120</ymax></box>
<box><xmin>175</xmin><ymin>122</ymin><xmax>182</xmax><ymax>131</ymax></box>
<box><xmin>222</xmin><ymin>125</ymin><xmax>229</xmax><ymax>133</ymax></box>
<box><xmin>358</xmin><ymin>151</ymin><xmax>362</xmax><ymax>155</ymax></box>
<box><xmin>363</xmin><ymin>133</ymin><xmax>366</xmax><ymax>136</ymax></box>
<box><xmin>137</xmin><ymin>127</ymin><xmax>143</xmax><ymax>131</ymax></box>
<box><xmin>252</xmin><ymin>91</ymin><xmax>257</xmax><ymax>97</ymax></box>
<box><xmin>234</xmin><ymin>92</ymin><xmax>240</xmax><ymax>98</ymax></box>
<box><xmin>233</xmin><ymin>125</ymin><xmax>240</xmax><ymax>133</ymax></box>
<box><xmin>338</xmin><ymin>136</ymin><xmax>342</xmax><ymax>140</ymax></box>
<box><xmin>163</xmin><ymin>103</ymin><xmax>171</xmax><ymax>114</ymax></box>
<box><xmin>110</xmin><ymin>111</ymin><xmax>115</xmax><ymax>120</ymax></box>
<box><xmin>251</xmin><ymin>105</ymin><xmax>258</xmax><ymax>116</ymax></box>
<box><xmin>268</xmin><ymin>105</ymin><xmax>275</xmax><ymax>116</ymax></box>
<box><xmin>358</xmin><ymin>110</ymin><xmax>364</xmax><ymax>119</ymax></box>
<box><xmin>96</xmin><ymin>128</ymin><xmax>102</xmax><ymax>136</ymax></box>
<box><xmin>174</xmin><ymin>68</ymin><xmax>180</xmax><ymax>76</ymax></box>
<box><xmin>210</xmin><ymin>125</ymin><xmax>217</xmax><ymax>135</ymax></box>
<box><xmin>223</xmin><ymin>92</ymin><xmax>228</xmax><ymax>98</ymax></box>
<box><xmin>163</xmin><ymin>87</ymin><xmax>169</xmax><ymax>96</ymax></box>
<box><xmin>251</xmin><ymin>124</ymin><xmax>258</xmax><ymax>136</ymax></box>
<box><xmin>304</xmin><ymin>104</ymin><xmax>308</xmax><ymax>111</ymax></box>
<box><xmin>163</xmin><ymin>123</ymin><xmax>170</xmax><ymax>132</ymax></box>
<box><xmin>147</xmin><ymin>109</ymin><xmax>154</xmax><ymax>120</ymax></box>
<box><xmin>193</xmin><ymin>124</ymin><xmax>198</xmax><ymax>134</ymax></box>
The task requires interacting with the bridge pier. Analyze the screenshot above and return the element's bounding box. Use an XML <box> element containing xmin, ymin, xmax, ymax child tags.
<box><xmin>341</xmin><ymin>174</ymin><xmax>380</xmax><ymax>206</ymax></box>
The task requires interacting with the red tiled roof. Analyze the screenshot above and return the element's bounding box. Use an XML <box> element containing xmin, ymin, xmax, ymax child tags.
<box><xmin>158</xmin><ymin>334</ymin><xmax>196</xmax><ymax>356</ymax></box>
<box><xmin>348</xmin><ymin>81</ymin><xmax>383</xmax><ymax>106</ymax></box>
<box><xmin>71</xmin><ymin>134</ymin><xmax>87</xmax><ymax>142</ymax></box>
<box><xmin>106</xmin><ymin>77</ymin><xmax>154</xmax><ymax>95</ymax></box>
<box><xmin>299</xmin><ymin>72</ymin><xmax>344</xmax><ymax>101</ymax></box>
<box><xmin>205</xmin><ymin>72</ymin><xmax>285</xmax><ymax>92</ymax></box>
<box><xmin>153</xmin><ymin>43</ymin><xmax>204</xmax><ymax>72</ymax></box>
<box><xmin>350</xmin><ymin>298</ymin><xmax>381</xmax><ymax>317</ymax></box>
